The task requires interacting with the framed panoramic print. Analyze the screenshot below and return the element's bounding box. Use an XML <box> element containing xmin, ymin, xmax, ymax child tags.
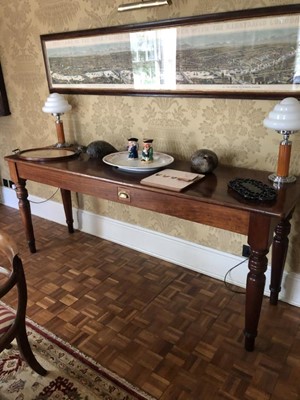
<box><xmin>40</xmin><ymin>4</ymin><xmax>300</xmax><ymax>99</ymax></box>
<box><xmin>0</xmin><ymin>63</ymin><xmax>10</xmax><ymax>116</ymax></box>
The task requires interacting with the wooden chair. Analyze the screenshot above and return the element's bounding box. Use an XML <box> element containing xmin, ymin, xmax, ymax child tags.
<box><xmin>0</xmin><ymin>230</ymin><xmax>47</xmax><ymax>375</ymax></box>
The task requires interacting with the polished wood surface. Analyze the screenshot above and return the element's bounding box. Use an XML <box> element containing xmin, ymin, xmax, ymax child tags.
<box><xmin>5</xmin><ymin>152</ymin><xmax>300</xmax><ymax>352</ymax></box>
<box><xmin>1</xmin><ymin>204</ymin><xmax>300</xmax><ymax>400</ymax></box>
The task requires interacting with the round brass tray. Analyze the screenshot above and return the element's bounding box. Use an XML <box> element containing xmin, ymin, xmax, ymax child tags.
<box><xmin>16</xmin><ymin>147</ymin><xmax>80</xmax><ymax>162</ymax></box>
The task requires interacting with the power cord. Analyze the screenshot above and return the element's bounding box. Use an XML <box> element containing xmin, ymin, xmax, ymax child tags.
<box><xmin>224</xmin><ymin>257</ymin><xmax>248</xmax><ymax>294</ymax></box>
<box><xmin>28</xmin><ymin>188</ymin><xmax>60</xmax><ymax>204</ymax></box>
<box><xmin>11</xmin><ymin>184</ymin><xmax>60</xmax><ymax>204</ymax></box>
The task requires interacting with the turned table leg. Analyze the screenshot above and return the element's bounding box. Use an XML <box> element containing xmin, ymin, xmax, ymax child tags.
<box><xmin>269</xmin><ymin>210</ymin><xmax>293</xmax><ymax>305</ymax></box>
<box><xmin>60</xmin><ymin>188</ymin><xmax>74</xmax><ymax>233</ymax></box>
<box><xmin>15</xmin><ymin>179</ymin><xmax>36</xmax><ymax>253</ymax></box>
<box><xmin>244</xmin><ymin>213</ymin><xmax>274</xmax><ymax>351</ymax></box>
<box><xmin>244</xmin><ymin>247</ymin><xmax>268</xmax><ymax>351</ymax></box>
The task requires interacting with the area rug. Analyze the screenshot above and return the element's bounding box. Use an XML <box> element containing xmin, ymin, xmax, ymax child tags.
<box><xmin>0</xmin><ymin>304</ymin><xmax>156</xmax><ymax>400</ymax></box>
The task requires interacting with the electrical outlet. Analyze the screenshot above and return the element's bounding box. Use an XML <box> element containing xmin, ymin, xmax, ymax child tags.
<box><xmin>242</xmin><ymin>244</ymin><xmax>251</xmax><ymax>258</ymax></box>
<box><xmin>2</xmin><ymin>179</ymin><xmax>15</xmax><ymax>189</ymax></box>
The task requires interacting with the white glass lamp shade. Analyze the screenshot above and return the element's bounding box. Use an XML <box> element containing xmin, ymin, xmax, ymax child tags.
<box><xmin>42</xmin><ymin>93</ymin><xmax>72</xmax><ymax>115</ymax></box>
<box><xmin>263</xmin><ymin>97</ymin><xmax>300</xmax><ymax>132</ymax></box>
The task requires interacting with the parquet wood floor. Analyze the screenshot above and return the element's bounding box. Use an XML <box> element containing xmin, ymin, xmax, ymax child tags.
<box><xmin>0</xmin><ymin>203</ymin><xmax>300</xmax><ymax>399</ymax></box>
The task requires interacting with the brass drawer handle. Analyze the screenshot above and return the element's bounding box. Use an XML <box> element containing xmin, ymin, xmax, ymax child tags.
<box><xmin>118</xmin><ymin>189</ymin><xmax>130</xmax><ymax>201</ymax></box>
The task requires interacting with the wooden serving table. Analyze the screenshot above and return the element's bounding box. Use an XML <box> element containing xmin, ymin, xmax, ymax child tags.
<box><xmin>5</xmin><ymin>151</ymin><xmax>300</xmax><ymax>351</ymax></box>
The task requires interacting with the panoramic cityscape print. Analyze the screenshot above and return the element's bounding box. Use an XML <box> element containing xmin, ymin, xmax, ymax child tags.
<box><xmin>43</xmin><ymin>14</ymin><xmax>300</xmax><ymax>93</ymax></box>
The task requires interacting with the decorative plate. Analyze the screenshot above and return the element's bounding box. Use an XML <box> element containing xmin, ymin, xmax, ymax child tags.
<box><xmin>102</xmin><ymin>151</ymin><xmax>174</xmax><ymax>172</ymax></box>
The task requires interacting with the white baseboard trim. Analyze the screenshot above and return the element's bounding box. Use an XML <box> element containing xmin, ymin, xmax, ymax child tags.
<box><xmin>1</xmin><ymin>186</ymin><xmax>300</xmax><ymax>307</ymax></box>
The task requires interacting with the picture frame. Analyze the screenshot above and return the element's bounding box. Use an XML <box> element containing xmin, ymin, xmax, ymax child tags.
<box><xmin>40</xmin><ymin>4</ymin><xmax>300</xmax><ymax>99</ymax></box>
<box><xmin>0</xmin><ymin>63</ymin><xmax>10</xmax><ymax>116</ymax></box>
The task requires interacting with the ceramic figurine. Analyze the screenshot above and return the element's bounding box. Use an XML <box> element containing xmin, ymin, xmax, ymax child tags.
<box><xmin>127</xmin><ymin>137</ymin><xmax>139</xmax><ymax>159</ymax></box>
<box><xmin>141</xmin><ymin>139</ymin><xmax>154</xmax><ymax>162</ymax></box>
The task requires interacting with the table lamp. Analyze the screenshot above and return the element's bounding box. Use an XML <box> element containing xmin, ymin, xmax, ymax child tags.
<box><xmin>42</xmin><ymin>93</ymin><xmax>72</xmax><ymax>147</ymax></box>
<box><xmin>263</xmin><ymin>97</ymin><xmax>300</xmax><ymax>184</ymax></box>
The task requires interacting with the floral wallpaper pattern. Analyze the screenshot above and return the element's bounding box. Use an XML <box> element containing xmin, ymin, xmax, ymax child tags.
<box><xmin>0</xmin><ymin>0</ymin><xmax>300</xmax><ymax>272</ymax></box>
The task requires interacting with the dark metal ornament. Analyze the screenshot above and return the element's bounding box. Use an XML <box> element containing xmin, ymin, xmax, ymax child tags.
<box><xmin>86</xmin><ymin>140</ymin><xmax>118</xmax><ymax>159</ymax></box>
<box><xmin>191</xmin><ymin>149</ymin><xmax>218</xmax><ymax>174</ymax></box>
<box><xmin>228</xmin><ymin>178</ymin><xmax>277</xmax><ymax>202</ymax></box>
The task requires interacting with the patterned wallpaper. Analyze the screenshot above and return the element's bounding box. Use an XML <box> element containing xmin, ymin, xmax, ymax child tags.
<box><xmin>0</xmin><ymin>0</ymin><xmax>300</xmax><ymax>272</ymax></box>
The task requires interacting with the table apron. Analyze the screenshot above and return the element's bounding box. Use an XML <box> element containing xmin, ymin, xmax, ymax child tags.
<box><xmin>11</xmin><ymin>162</ymin><xmax>250</xmax><ymax>235</ymax></box>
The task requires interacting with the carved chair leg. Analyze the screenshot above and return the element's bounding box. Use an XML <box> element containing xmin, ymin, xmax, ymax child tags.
<box><xmin>16</xmin><ymin>326</ymin><xmax>47</xmax><ymax>376</ymax></box>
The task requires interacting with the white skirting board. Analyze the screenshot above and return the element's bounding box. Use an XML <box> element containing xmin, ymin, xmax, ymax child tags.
<box><xmin>1</xmin><ymin>186</ymin><xmax>300</xmax><ymax>307</ymax></box>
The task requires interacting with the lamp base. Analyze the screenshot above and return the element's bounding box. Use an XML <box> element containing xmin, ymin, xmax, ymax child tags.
<box><xmin>268</xmin><ymin>173</ymin><xmax>296</xmax><ymax>184</ymax></box>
